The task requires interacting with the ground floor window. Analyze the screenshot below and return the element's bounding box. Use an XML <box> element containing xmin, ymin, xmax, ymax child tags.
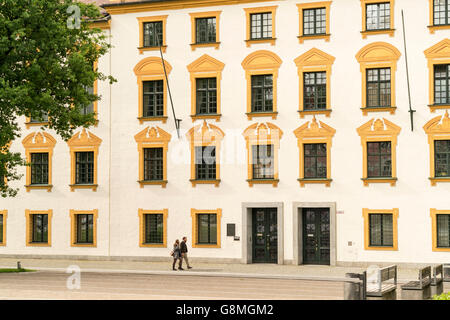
<box><xmin>0</xmin><ymin>213</ymin><xmax>3</xmax><ymax>244</ymax></box>
<box><xmin>437</xmin><ymin>214</ymin><xmax>450</xmax><ymax>248</ymax></box>
<box><xmin>144</xmin><ymin>213</ymin><xmax>164</xmax><ymax>245</ymax></box>
<box><xmin>197</xmin><ymin>214</ymin><xmax>217</xmax><ymax>245</ymax></box>
<box><xmin>369</xmin><ymin>213</ymin><xmax>393</xmax><ymax>247</ymax></box>
<box><xmin>76</xmin><ymin>214</ymin><xmax>94</xmax><ymax>244</ymax></box>
<box><xmin>31</xmin><ymin>214</ymin><xmax>49</xmax><ymax>244</ymax></box>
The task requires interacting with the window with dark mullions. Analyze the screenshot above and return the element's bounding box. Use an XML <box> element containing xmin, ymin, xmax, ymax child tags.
<box><xmin>83</xmin><ymin>85</ymin><xmax>95</xmax><ymax>115</ymax></box>
<box><xmin>252</xmin><ymin>144</ymin><xmax>274</xmax><ymax>180</ymax></box>
<box><xmin>250</xmin><ymin>12</ymin><xmax>272</xmax><ymax>39</ymax></box>
<box><xmin>303</xmin><ymin>8</ymin><xmax>326</xmax><ymax>35</ymax></box>
<box><xmin>143</xmin><ymin>21</ymin><xmax>163</xmax><ymax>47</ymax></box>
<box><xmin>367</xmin><ymin>68</ymin><xmax>391</xmax><ymax>108</ymax></box>
<box><xmin>251</xmin><ymin>75</ymin><xmax>273</xmax><ymax>113</ymax></box>
<box><xmin>31</xmin><ymin>214</ymin><xmax>48</xmax><ymax>243</ymax></box>
<box><xmin>437</xmin><ymin>214</ymin><xmax>450</xmax><ymax>248</ymax></box>
<box><xmin>144</xmin><ymin>214</ymin><xmax>164</xmax><ymax>244</ymax></box>
<box><xmin>143</xmin><ymin>80</ymin><xmax>164</xmax><ymax>117</ymax></box>
<box><xmin>304</xmin><ymin>144</ymin><xmax>327</xmax><ymax>179</ymax></box>
<box><xmin>369</xmin><ymin>213</ymin><xmax>393</xmax><ymax>247</ymax></box>
<box><xmin>30</xmin><ymin>113</ymin><xmax>48</xmax><ymax>123</ymax></box>
<box><xmin>0</xmin><ymin>214</ymin><xmax>3</xmax><ymax>243</ymax></box>
<box><xmin>196</xmin><ymin>17</ymin><xmax>217</xmax><ymax>43</ymax></box>
<box><xmin>434</xmin><ymin>0</ymin><xmax>450</xmax><ymax>26</ymax></box>
<box><xmin>75</xmin><ymin>151</ymin><xmax>94</xmax><ymax>184</ymax></box>
<box><xmin>143</xmin><ymin>148</ymin><xmax>164</xmax><ymax>181</ymax></box>
<box><xmin>195</xmin><ymin>146</ymin><xmax>216</xmax><ymax>180</ymax></box>
<box><xmin>196</xmin><ymin>78</ymin><xmax>217</xmax><ymax>115</ymax></box>
<box><xmin>366</xmin><ymin>2</ymin><xmax>391</xmax><ymax>31</ymax></box>
<box><xmin>197</xmin><ymin>214</ymin><xmax>217</xmax><ymax>245</ymax></box>
<box><xmin>435</xmin><ymin>140</ymin><xmax>450</xmax><ymax>177</ymax></box>
<box><xmin>367</xmin><ymin>141</ymin><xmax>392</xmax><ymax>178</ymax></box>
<box><xmin>76</xmin><ymin>214</ymin><xmax>94</xmax><ymax>244</ymax></box>
<box><xmin>434</xmin><ymin>64</ymin><xmax>450</xmax><ymax>105</ymax></box>
<box><xmin>304</xmin><ymin>72</ymin><xmax>326</xmax><ymax>110</ymax></box>
<box><xmin>30</xmin><ymin>153</ymin><xmax>49</xmax><ymax>185</ymax></box>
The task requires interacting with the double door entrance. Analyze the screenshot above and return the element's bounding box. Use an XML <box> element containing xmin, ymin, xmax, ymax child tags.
<box><xmin>252</xmin><ymin>208</ymin><xmax>277</xmax><ymax>263</ymax></box>
<box><xmin>302</xmin><ymin>208</ymin><xmax>330</xmax><ymax>265</ymax></box>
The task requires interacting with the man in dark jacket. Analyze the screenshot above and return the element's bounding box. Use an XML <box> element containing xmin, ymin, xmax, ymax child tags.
<box><xmin>179</xmin><ymin>236</ymin><xmax>192</xmax><ymax>270</ymax></box>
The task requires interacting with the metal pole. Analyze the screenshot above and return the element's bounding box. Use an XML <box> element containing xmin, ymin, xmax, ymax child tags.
<box><xmin>401</xmin><ymin>9</ymin><xmax>416</xmax><ymax>132</ymax></box>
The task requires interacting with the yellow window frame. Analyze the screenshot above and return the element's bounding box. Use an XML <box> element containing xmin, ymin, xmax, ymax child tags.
<box><xmin>0</xmin><ymin>210</ymin><xmax>7</xmax><ymax>246</ymax></box>
<box><xmin>363</xmin><ymin>208</ymin><xmax>399</xmax><ymax>251</ymax></box>
<box><xmin>70</xmin><ymin>209</ymin><xmax>98</xmax><ymax>247</ymax></box>
<box><xmin>25</xmin><ymin>209</ymin><xmax>53</xmax><ymax>247</ymax></box>
<box><xmin>241</xmin><ymin>50</ymin><xmax>282</xmax><ymax>120</ymax></box>
<box><xmin>356</xmin><ymin>118</ymin><xmax>401</xmax><ymax>186</ymax></box>
<box><xmin>244</xmin><ymin>6</ymin><xmax>278</xmax><ymax>47</ymax></box>
<box><xmin>423</xmin><ymin>111</ymin><xmax>450</xmax><ymax>185</ymax></box>
<box><xmin>187</xmin><ymin>54</ymin><xmax>225</xmax><ymax>122</ymax></box>
<box><xmin>297</xmin><ymin>1</ymin><xmax>332</xmax><ymax>43</ymax></box>
<box><xmin>138</xmin><ymin>209</ymin><xmax>168</xmax><ymax>248</ymax></box>
<box><xmin>137</xmin><ymin>15</ymin><xmax>168</xmax><ymax>54</ymax></box>
<box><xmin>243</xmin><ymin>122</ymin><xmax>283</xmax><ymax>187</ymax></box>
<box><xmin>430</xmin><ymin>208</ymin><xmax>450</xmax><ymax>252</ymax></box>
<box><xmin>294</xmin><ymin>117</ymin><xmax>336</xmax><ymax>187</ymax></box>
<box><xmin>191</xmin><ymin>208</ymin><xmax>222</xmax><ymax>248</ymax></box>
<box><xmin>355</xmin><ymin>42</ymin><xmax>401</xmax><ymax>115</ymax></box>
<box><xmin>189</xmin><ymin>11</ymin><xmax>222</xmax><ymax>50</ymax></box>
<box><xmin>294</xmin><ymin>48</ymin><xmax>335</xmax><ymax>118</ymax></box>
<box><xmin>360</xmin><ymin>0</ymin><xmax>395</xmax><ymax>38</ymax></box>
<box><xmin>67</xmin><ymin>129</ymin><xmax>102</xmax><ymax>192</ymax></box>
<box><xmin>22</xmin><ymin>132</ymin><xmax>56</xmax><ymax>192</ymax></box>
<box><xmin>134</xmin><ymin>126</ymin><xmax>171</xmax><ymax>188</ymax></box>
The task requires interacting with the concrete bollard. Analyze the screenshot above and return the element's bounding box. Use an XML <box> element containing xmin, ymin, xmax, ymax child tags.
<box><xmin>344</xmin><ymin>273</ymin><xmax>365</xmax><ymax>300</ymax></box>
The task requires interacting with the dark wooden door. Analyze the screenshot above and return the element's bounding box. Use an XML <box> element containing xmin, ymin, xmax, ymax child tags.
<box><xmin>252</xmin><ymin>208</ymin><xmax>277</xmax><ymax>263</ymax></box>
<box><xmin>302</xmin><ymin>208</ymin><xmax>330</xmax><ymax>265</ymax></box>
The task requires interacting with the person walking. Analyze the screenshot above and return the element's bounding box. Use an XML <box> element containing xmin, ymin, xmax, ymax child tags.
<box><xmin>179</xmin><ymin>236</ymin><xmax>192</xmax><ymax>270</ymax></box>
<box><xmin>172</xmin><ymin>239</ymin><xmax>181</xmax><ymax>271</ymax></box>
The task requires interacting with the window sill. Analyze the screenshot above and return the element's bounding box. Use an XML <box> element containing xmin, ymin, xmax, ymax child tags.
<box><xmin>429</xmin><ymin>177</ymin><xmax>450</xmax><ymax>186</ymax></box>
<box><xmin>138</xmin><ymin>45</ymin><xmax>167</xmax><ymax>54</ymax></box>
<box><xmin>140</xmin><ymin>243</ymin><xmax>166</xmax><ymax>248</ymax></box>
<box><xmin>71</xmin><ymin>243</ymin><xmax>96</xmax><ymax>248</ymax></box>
<box><xmin>190</xmin><ymin>42</ymin><xmax>220</xmax><ymax>50</ymax></box>
<box><xmin>362</xmin><ymin>178</ymin><xmax>397</xmax><ymax>186</ymax></box>
<box><xmin>432</xmin><ymin>247</ymin><xmax>450</xmax><ymax>252</ymax></box>
<box><xmin>245</xmin><ymin>38</ymin><xmax>276</xmax><ymax>47</ymax></box>
<box><xmin>138</xmin><ymin>180</ymin><xmax>168</xmax><ymax>188</ymax></box>
<box><xmin>298</xmin><ymin>109</ymin><xmax>332</xmax><ymax>118</ymax></box>
<box><xmin>428</xmin><ymin>25</ymin><xmax>450</xmax><ymax>34</ymax></box>
<box><xmin>190</xmin><ymin>179</ymin><xmax>220</xmax><ymax>187</ymax></box>
<box><xmin>361</xmin><ymin>29</ymin><xmax>395</xmax><ymax>39</ymax></box>
<box><xmin>25</xmin><ymin>184</ymin><xmax>53</xmax><ymax>192</ymax></box>
<box><xmin>246</xmin><ymin>112</ymin><xmax>278</xmax><ymax>120</ymax></box>
<box><xmin>247</xmin><ymin>179</ymin><xmax>279</xmax><ymax>187</ymax></box>
<box><xmin>297</xmin><ymin>34</ymin><xmax>330</xmax><ymax>44</ymax></box>
<box><xmin>298</xmin><ymin>178</ymin><xmax>332</xmax><ymax>187</ymax></box>
<box><xmin>190</xmin><ymin>114</ymin><xmax>222</xmax><ymax>122</ymax></box>
<box><xmin>192</xmin><ymin>243</ymin><xmax>220</xmax><ymax>248</ymax></box>
<box><xmin>25</xmin><ymin>122</ymin><xmax>48</xmax><ymax>129</ymax></box>
<box><xmin>26</xmin><ymin>242</ymin><xmax>51</xmax><ymax>247</ymax></box>
<box><xmin>428</xmin><ymin>104</ymin><xmax>450</xmax><ymax>112</ymax></box>
<box><xmin>365</xmin><ymin>246</ymin><xmax>397</xmax><ymax>251</ymax></box>
<box><xmin>70</xmin><ymin>184</ymin><xmax>98</xmax><ymax>192</ymax></box>
<box><xmin>361</xmin><ymin>106</ymin><xmax>396</xmax><ymax>115</ymax></box>
<box><xmin>138</xmin><ymin>116</ymin><xmax>168</xmax><ymax>124</ymax></box>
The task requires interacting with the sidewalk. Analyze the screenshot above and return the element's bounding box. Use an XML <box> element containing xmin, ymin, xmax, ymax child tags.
<box><xmin>0</xmin><ymin>257</ymin><xmax>424</xmax><ymax>282</ymax></box>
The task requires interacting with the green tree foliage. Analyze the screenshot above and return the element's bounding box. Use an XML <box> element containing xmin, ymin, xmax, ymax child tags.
<box><xmin>0</xmin><ymin>0</ymin><xmax>115</xmax><ymax>197</ymax></box>
<box><xmin>433</xmin><ymin>292</ymin><xmax>450</xmax><ymax>300</ymax></box>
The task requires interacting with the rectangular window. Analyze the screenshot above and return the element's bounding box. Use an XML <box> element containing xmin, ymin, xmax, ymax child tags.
<box><xmin>196</xmin><ymin>78</ymin><xmax>217</xmax><ymax>115</ymax></box>
<box><xmin>252</xmin><ymin>144</ymin><xmax>274</xmax><ymax>180</ymax></box>
<box><xmin>144</xmin><ymin>214</ymin><xmax>164</xmax><ymax>244</ymax></box>
<box><xmin>303</xmin><ymin>7</ymin><xmax>326</xmax><ymax>35</ymax></box>
<box><xmin>366</xmin><ymin>2</ymin><xmax>391</xmax><ymax>30</ymax></box>
<box><xmin>369</xmin><ymin>213</ymin><xmax>393</xmax><ymax>247</ymax></box>
<box><xmin>367</xmin><ymin>141</ymin><xmax>392</xmax><ymax>178</ymax></box>
<box><xmin>437</xmin><ymin>214</ymin><xmax>450</xmax><ymax>248</ymax></box>
<box><xmin>304</xmin><ymin>143</ymin><xmax>327</xmax><ymax>179</ymax></box>
<box><xmin>30</xmin><ymin>153</ymin><xmax>49</xmax><ymax>185</ymax></box>
<box><xmin>367</xmin><ymin>68</ymin><xmax>391</xmax><ymax>108</ymax></box>
<box><xmin>304</xmin><ymin>72</ymin><xmax>327</xmax><ymax>110</ymax></box>
<box><xmin>250</xmin><ymin>12</ymin><xmax>272</xmax><ymax>39</ymax></box>
<box><xmin>251</xmin><ymin>74</ymin><xmax>273</xmax><ymax>113</ymax></box>
<box><xmin>83</xmin><ymin>85</ymin><xmax>95</xmax><ymax>115</ymax></box>
<box><xmin>31</xmin><ymin>214</ymin><xmax>48</xmax><ymax>243</ymax></box>
<box><xmin>0</xmin><ymin>214</ymin><xmax>3</xmax><ymax>244</ymax></box>
<box><xmin>30</xmin><ymin>113</ymin><xmax>48</xmax><ymax>123</ymax></box>
<box><xmin>75</xmin><ymin>151</ymin><xmax>94</xmax><ymax>184</ymax></box>
<box><xmin>197</xmin><ymin>213</ymin><xmax>217</xmax><ymax>245</ymax></box>
<box><xmin>143</xmin><ymin>21</ymin><xmax>163</xmax><ymax>47</ymax></box>
<box><xmin>434</xmin><ymin>64</ymin><xmax>450</xmax><ymax>105</ymax></box>
<box><xmin>143</xmin><ymin>80</ymin><xmax>164</xmax><ymax>117</ymax></box>
<box><xmin>196</xmin><ymin>17</ymin><xmax>216</xmax><ymax>43</ymax></box>
<box><xmin>434</xmin><ymin>0</ymin><xmax>450</xmax><ymax>26</ymax></box>
<box><xmin>76</xmin><ymin>214</ymin><xmax>94</xmax><ymax>244</ymax></box>
<box><xmin>435</xmin><ymin>140</ymin><xmax>450</xmax><ymax>177</ymax></box>
<box><xmin>195</xmin><ymin>146</ymin><xmax>216</xmax><ymax>180</ymax></box>
<box><xmin>144</xmin><ymin>148</ymin><xmax>164</xmax><ymax>181</ymax></box>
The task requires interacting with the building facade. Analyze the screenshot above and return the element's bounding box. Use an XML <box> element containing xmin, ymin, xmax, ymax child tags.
<box><xmin>1</xmin><ymin>0</ymin><xmax>450</xmax><ymax>266</ymax></box>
